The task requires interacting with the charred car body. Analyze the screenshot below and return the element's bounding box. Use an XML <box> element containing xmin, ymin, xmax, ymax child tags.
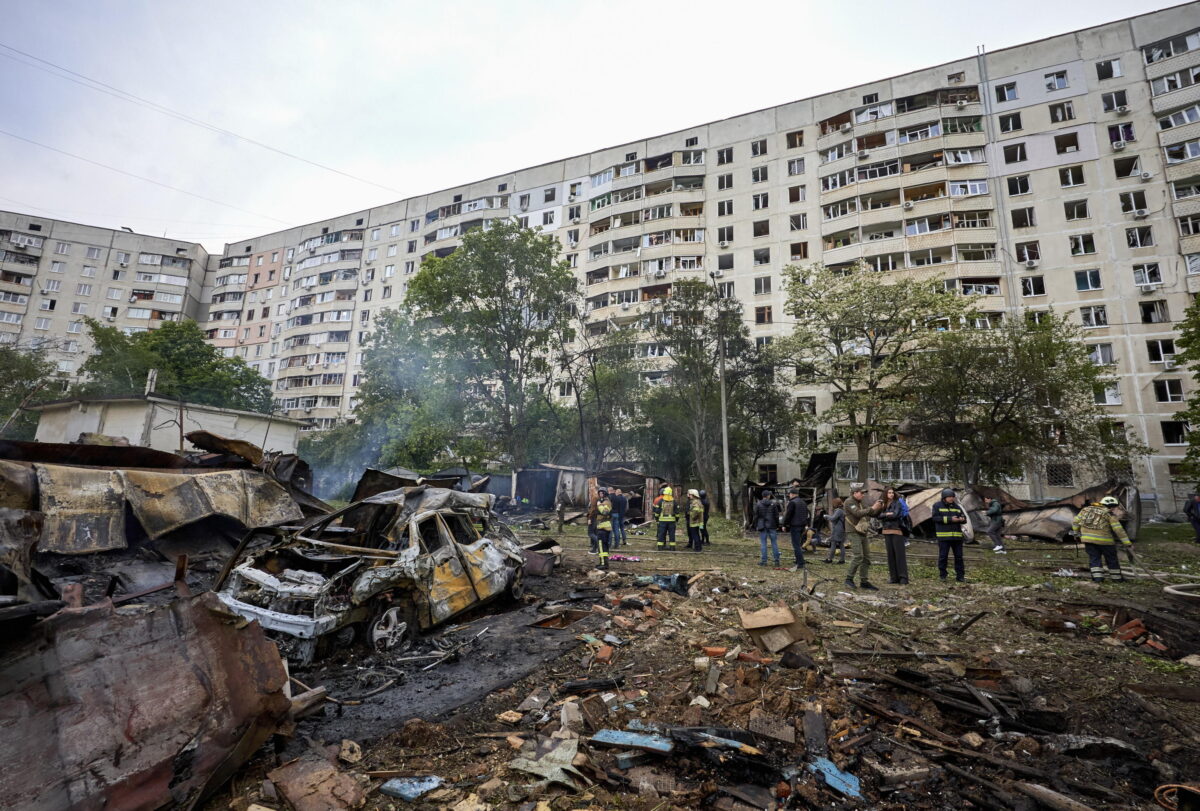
<box><xmin>216</xmin><ymin>486</ymin><xmax>525</xmax><ymax>663</ymax></box>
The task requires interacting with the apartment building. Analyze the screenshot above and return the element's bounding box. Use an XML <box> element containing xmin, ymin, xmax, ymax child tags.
<box><xmin>6</xmin><ymin>4</ymin><xmax>1199</xmax><ymax>510</ymax></box>
<box><xmin>0</xmin><ymin>211</ymin><xmax>208</xmax><ymax>382</ymax></box>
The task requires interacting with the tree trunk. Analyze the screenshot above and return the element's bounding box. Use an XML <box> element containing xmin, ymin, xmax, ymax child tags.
<box><xmin>856</xmin><ymin>437</ymin><xmax>871</xmax><ymax>486</ymax></box>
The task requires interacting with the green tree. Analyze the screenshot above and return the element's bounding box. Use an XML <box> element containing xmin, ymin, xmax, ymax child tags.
<box><xmin>780</xmin><ymin>262</ymin><xmax>975</xmax><ymax>482</ymax></box>
<box><xmin>903</xmin><ymin>312</ymin><xmax>1144</xmax><ymax>486</ymax></box>
<box><xmin>0</xmin><ymin>342</ymin><xmax>56</xmax><ymax>439</ymax></box>
<box><xmin>405</xmin><ymin>220</ymin><xmax>577</xmax><ymax>468</ymax></box>
<box><xmin>74</xmin><ymin>319</ymin><xmax>272</xmax><ymax>412</ymax></box>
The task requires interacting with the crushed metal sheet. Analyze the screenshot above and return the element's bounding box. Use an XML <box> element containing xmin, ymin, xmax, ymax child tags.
<box><xmin>121</xmin><ymin>468</ymin><xmax>303</xmax><ymax>539</ymax></box>
<box><xmin>34</xmin><ymin>464</ymin><xmax>126</xmax><ymax>554</ymax></box>
<box><xmin>509</xmin><ymin>736</ymin><xmax>591</xmax><ymax>788</ymax></box>
<box><xmin>0</xmin><ymin>591</ymin><xmax>291</xmax><ymax>809</ymax></box>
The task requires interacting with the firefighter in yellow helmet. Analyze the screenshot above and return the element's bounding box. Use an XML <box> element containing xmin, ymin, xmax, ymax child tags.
<box><xmin>1072</xmin><ymin>495</ymin><xmax>1130</xmax><ymax>583</ymax></box>
<box><xmin>595</xmin><ymin>489</ymin><xmax>613</xmax><ymax>569</ymax></box>
<box><xmin>653</xmin><ymin>486</ymin><xmax>678</xmax><ymax>551</ymax></box>
<box><xmin>686</xmin><ymin>489</ymin><xmax>705</xmax><ymax>552</ymax></box>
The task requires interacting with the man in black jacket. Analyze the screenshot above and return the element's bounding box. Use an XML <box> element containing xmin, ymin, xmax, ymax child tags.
<box><xmin>609</xmin><ymin>487</ymin><xmax>628</xmax><ymax>548</ymax></box>
<box><xmin>782</xmin><ymin>488</ymin><xmax>810</xmax><ymax>572</ymax></box>
<box><xmin>753</xmin><ymin>489</ymin><xmax>782</xmax><ymax>567</ymax></box>
<box><xmin>699</xmin><ymin>490</ymin><xmax>711</xmax><ymax>545</ymax></box>
<box><xmin>1186</xmin><ymin>494</ymin><xmax>1200</xmax><ymax>544</ymax></box>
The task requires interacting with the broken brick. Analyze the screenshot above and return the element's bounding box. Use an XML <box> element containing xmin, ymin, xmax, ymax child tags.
<box><xmin>592</xmin><ymin>604</ymin><xmax>613</xmax><ymax>615</ymax></box>
<box><xmin>702</xmin><ymin>646</ymin><xmax>728</xmax><ymax>658</ymax></box>
<box><xmin>738</xmin><ymin>651</ymin><xmax>774</xmax><ymax>665</ymax></box>
<box><xmin>1143</xmin><ymin>638</ymin><xmax>1169</xmax><ymax>652</ymax></box>
<box><xmin>612</xmin><ymin>616</ymin><xmax>636</xmax><ymax>630</ymax></box>
<box><xmin>595</xmin><ymin>645</ymin><xmax>615</xmax><ymax>664</ymax></box>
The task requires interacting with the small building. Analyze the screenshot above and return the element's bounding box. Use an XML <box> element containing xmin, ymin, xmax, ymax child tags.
<box><xmin>28</xmin><ymin>395</ymin><xmax>308</xmax><ymax>455</ymax></box>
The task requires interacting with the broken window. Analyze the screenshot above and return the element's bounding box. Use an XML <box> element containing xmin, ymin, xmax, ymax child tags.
<box><xmin>717</xmin><ymin>173</ymin><xmax>733</xmax><ymax>190</ymax></box>
<box><xmin>1059</xmin><ymin>165</ymin><xmax>1084</xmax><ymax>187</ymax></box>
<box><xmin>1045</xmin><ymin>71</ymin><xmax>1068</xmax><ymax>91</ymax></box>
<box><xmin>1020</xmin><ymin>276</ymin><xmax>1045</xmax><ymax>297</ymax></box>
<box><xmin>717</xmin><ymin>147</ymin><xmax>733</xmax><ymax>165</ymax></box>
<box><xmin>1140</xmin><ymin>299</ymin><xmax>1169</xmax><ymax>324</ymax></box>
<box><xmin>1074</xmin><ymin>269</ymin><xmax>1102</xmax><ymax>291</ymax></box>
<box><xmin>1080</xmin><ymin>305</ymin><xmax>1107</xmax><ymax>328</ymax></box>
<box><xmin>1094</xmin><ymin>383</ymin><xmax>1122</xmax><ymax>405</ymax></box>
<box><xmin>752</xmin><ymin>193</ymin><xmax>769</xmax><ymax>210</ymax></box>
<box><xmin>1069</xmin><ymin>233</ymin><xmax>1095</xmax><ymax>255</ymax></box>
<box><xmin>1148</xmin><ymin>339</ymin><xmax>1176</xmax><ymax>363</ymax></box>
<box><xmin>999</xmin><ymin>112</ymin><xmax>1022</xmax><ymax>132</ymax></box>
<box><xmin>754</xmin><ymin>305</ymin><xmax>773</xmax><ymax>324</ymax></box>
<box><xmin>1101</xmin><ymin>90</ymin><xmax>1128</xmax><ymax>112</ymax></box>
<box><xmin>789</xmin><ymin>185</ymin><xmax>805</xmax><ymax>203</ymax></box>
<box><xmin>1015</xmin><ymin>241</ymin><xmax>1040</xmax><ymax>262</ymax></box>
<box><xmin>1007</xmin><ymin>175</ymin><xmax>1031</xmax><ymax>196</ymax></box>
<box><xmin>1162</xmin><ymin>421</ymin><xmax>1190</xmax><ymax>446</ymax></box>
<box><xmin>1003</xmin><ymin>143</ymin><xmax>1027</xmax><ymax>164</ymax></box>
<box><xmin>1126</xmin><ymin>226</ymin><xmax>1154</xmax><ymax>248</ymax></box>
<box><xmin>786</xmin><ymin>130</ymin><xmax>804</xmax><ymax>148</ymax></box>
<box><xmin>753</xmin><ymin>276</ymin><xmax>772</xmax><ymax>295</ymax></box>
<box><xmin>1054</xmin><ymin>132</ymin><xmax>1079</xmax><ymax>153</ymax></box>
<box><xmin>1120</xmin><ymin>190</ymin><xmax>1147</xmax><ymax>213</ymax></box>
<box><xmin>1156</xmin><ymin>379</ymin><xmax>1185</xmax><ymax>403</ymax></box>
<box><xmin>995</xmin><ymin>83</ymin><xmax>1017</xmax><ymax>102</ymax></box>
<box><xmin>1088</xmin><ymin>343</ymin><xmax>1114</xmax><ymax>365</ymax></box>
<box><xmin>1011</xmin><ymin>207</ymin><xmax>1036</xmax><ymax>228</ymax></box>
<box><xmin>750</xmin><ymin>139</ymin><xmax>767</xmax><ymax>157</ymax></box>
<box><xmin>1114</xmin><ymin>156</ymin><xmax>1141</xmax><ymax>178</ymax></box>
<box><xmin>1064</xmin><ymin>199</ymin><xmax>1089</xmax><ymax>220</ymax></box>
<box><xmin>1165</xmin><ymin>138</ymin><xmax>1200</xmax><ymax>164</ymax></box>
<box><xmin>1096</xmin><ymin>59</ymin><xmax>1122</xmax><ymax>80</ymax></box>
<box><xmin>1133</xmin><ymin>263</ymin><xmax>1162</xmax><ymax>286</ymax></box>
<box><xmin>753</xmin><ymin>220</ymin><xmax>770</xmax><ymax>237</ymax></box>
<box><xmin>752</xmin><ymin>166</ymin><xmax>768</xmax><ymax>183</ymax></box>
<box><xmin>1049</xmin><ymin>102</ymin><xmax>1075</xmax><ymax>123</ymax></box>
<box><xmin>1108</xmin><ymin>123</ymin><xmax>1135</xmax><ymax>144</ymax></box>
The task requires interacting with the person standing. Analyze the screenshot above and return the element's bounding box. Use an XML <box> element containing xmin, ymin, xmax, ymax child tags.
<box><xmin>653</xmin><ymin>486</ymin><xmax>678</xmax><ymax>551</ymax></box>
<box><xmin>699</xmin><ymin>490</ymin><xmax>711</xmax><ymax>545</ymax></box>
<box><xmin>782</xmin><ymin>488</ymin><xmax>810</xmax><ymax>572</ymax></box>
<box><xmin>985</xmin><ymin>496</ymin><xmax>1006</xmax><ymax>553</ymax></box>
<box><xmin>824</xmin><ymin>497</ymin><xmax>846</xmax><ymax>563</ymax></box>
<box><xmin>686</xmin><ymin>489</ymin><xmax>705</xmax><ymax>552</ymax></box>
<box><xmin>880</xmin><ymin>487</ymin><xmax>909</xmax><ymax>585</ymax></box>
<box><xmin>1072</xmin><ymin>496</ymin><xmax>1131</xmax><ymax>582</ymax></box>
<box><xmin>1186</xmin><ymin>494</ymin><xmax>1200</xmax><ymax>545</ymax></box>
<box><xmin>609</xmin><ymin>487</ymin><xmax>628</xmax><ymax>548</ymax></box>
<box><xmin>754</xmin><ymin>489</ymin><xmax>783</xmax><ymax>567</ymax></box>
<box><xmin>843</xmin><ymin>484</ymin><xmax>882</xmax><ymax>590</ymax></box>
<box><xmin>931</xmin><ymin>488</ymin><xmax>969</xmax><ymax>582</ymax></box>
<box><xmin>595</xmin><ymin>489</ymin><xmax>613</xmax><ymax>569</ymax></box>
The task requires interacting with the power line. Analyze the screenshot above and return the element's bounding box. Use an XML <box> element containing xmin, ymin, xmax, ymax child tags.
<box><xmin>0</xmin><ymin>128</ymin><xmax>292</xmax><ymax>226</ymax></box>
<box><xmin>0</xmin><ymin>42</ymin><xmax>404</xmax><ymax>195</ymax></box>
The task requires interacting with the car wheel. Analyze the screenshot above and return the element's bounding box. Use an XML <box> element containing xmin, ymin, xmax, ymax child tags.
<box><xmin>508</xmin><ymin>567</ymin><xmax>525</xmax><ymax>600</ymax></box>
<box><xmin>370</xmin><ymin>606</ymin><xmax>413</xmax><ymax>654</ymax></box>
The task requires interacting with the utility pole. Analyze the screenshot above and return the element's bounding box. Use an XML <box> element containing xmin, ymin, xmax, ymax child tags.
<box><xmin>710</xmin><ymin>272</ymin><xmax>734</xmax><ymax>520</ymax></box>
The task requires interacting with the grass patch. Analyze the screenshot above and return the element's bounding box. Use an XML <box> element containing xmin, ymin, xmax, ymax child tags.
<box><xmin>1131</xmin><ymin>651</ymin><xmax>1192</xmax><ymax>675</ymax></box>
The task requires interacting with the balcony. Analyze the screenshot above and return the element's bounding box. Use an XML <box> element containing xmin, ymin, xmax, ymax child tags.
<box><xmin>1152</xmin><ymin>82</ymin><xmax>1200</xmax><ymax>116</ymax></box>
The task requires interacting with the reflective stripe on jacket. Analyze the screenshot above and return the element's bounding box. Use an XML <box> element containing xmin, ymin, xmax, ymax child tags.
<box><xmin>596</xmin><ymin>500</ymin><xmax>612</xmax><ymax>531</ymax></box>
<box><xmin>931</xmin><ymin>501</ymin><xmax>966</xmax><ymax>540</ymax></box>
<box><xmin>1072</xmin><ymin>504</ymin><xmax>1129</xmax><ymax>546</ymax></box>
<box><xmin>654</xmin><ymin>495</ymin><xmax>677</xmax><ymax>522</ymax></box>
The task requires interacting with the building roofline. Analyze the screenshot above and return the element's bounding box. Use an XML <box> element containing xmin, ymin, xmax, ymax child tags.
<box><xmin>26</xmin><ymin>393</ymin><xmax>309</xmax><ymax>425</ymax></box>
<box><xmin>214</xmin><ymin>0</ymin><xmax>1196</xmax><ymax>252</ymax></box>
<box><xmin>0</xmin><ymin>210</ymin><xmax>210</xmax><ymax>253</ymax></box>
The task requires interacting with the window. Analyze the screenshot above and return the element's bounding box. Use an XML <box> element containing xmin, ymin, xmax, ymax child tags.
<box><xmin>1148</xmin><ymin>339</ymin><xmax>1176</xmax><ymax>363</ymax></box>
<box><xmin>1161</xmin><ymin>104</ymin><xmax>1200</xmax><ymax>130</ymax></box>
<box><xmin>53</xmin><ymin>242</ymin><xmax>69</xmax><ymax>255</ymax></box>
<box><xmin>718</xmin><ymin>200</ymin><xmax>733</xmax><ymax>216</ymax></box>
<box><xmin>1080</xmin><ymin>305</ymin><xmax>1107</xmax><ymax>327</ymax></box>
<box><xmin>106</xmin><ymin>287</ymin><xmax>121</xmax><ymax>300</ymax></box>
<box><xmin>76</xmin><ymin>283</ymin><xmax>92</xmax><ymax>296</ymax></box>
<box><xmin>1021</xmin><ymin>276</ymin><xmax>1045</xmax><ymax>296</ymax></box>
<box><xmin>1003</xmin><ymin>143</ymin><xmax>1027</xmax><ymax>164</ymax></box>
<box><xmin>999</xmin><ymin>112</ymin><xmax>1022</xmax><ymax>132</ymax></box>
<box><xmin>43</xmin><ymin>279</ymin><xmax>61</xmax><ymax>292</ymax></box>
<box><xmin>1069</xmin><ymin>233</ymin><xmax>1096</xmax><ymax>255</ymax></box>
<box><xmin>717</xmin><ymin>173</ymin><xmax>733</xmax><ymax>190</ymax></box>
<box><xmin>786</xmin><ymin>130</ymin><xmax>804</xmax><ymax>148</ymax></box>
<box><xmin>1074</xmin><ymin>269</ymin><xmax>1102</xmax><ymax>291</ymax></box>
<box><xmin>717</xmin><ymin>281</ymin><xmax>734</xmax><ymax>298</ymax></box>
<box><xmin>39</xmin><ymin>299</ymin><xmax>55</xmax><ymax>311</ymax></box>
<box><xmin>1015</xmin><ymin>241</ymin><xmax>1040</xmax><ymax>262</ymax></box>
<box><xmin>787</xmin><ymin>158</ymin><xmax>805</xmax><ymax>175</ymax></box>
<box><xmin>544</xmin><ymin>188</ymin><xmax>556</xmax><ymax>203</ymax></box>
<box><xmin>367</xmin><ymin>247</ymin><xmax>378</xmax><ymax>261</ymax></box>
<box><xmin>1007</xmin><ymin>175</ymin><xmax>1031</xmax><ymax>195</ymax></box>
<box><xmin>1096</xmin><ymin>59</ymin><xmax>1122</xmax><ymax>80</ymax></box>
<box><xmin>1054</xmin><ymin>133</ymin><xmax>1079</xmax><ymax>154</ymax></box>
<box><xmin>751</xmin><ymin>166</ymin><xmax>768</xmax><ymax>183</ymax></box>
<box><xmin>1166</xmin><ymin>139</ymin><xmax>1200</xmax><ymax>164</ymax></box>
<box><xmin>717</xmin><ymin>225</ymin><xmax>733</xmax><ymax>243</ymax></box>
<box><xmin>788</xmin><ymin>185</ymin><xmax>806</xmax><ymax>203</ymax></box>
<box><xmin>754</xmin><ymin>276</ymin><xmax>772</xmax><ymax>295</ymax></box>
<box><xmin>1140</xmin><ymin>299</ymin><xmax>1169</xmax><ymax>323</ymax></box>
<box><xmin>1064</xmin><ymin>199</ymin><xmax>1090</xmax><ymax>220</ymax></box>
<box><xmin>542</xmin><ymin>211</ymin><xmax>554</xmax><ymax>226</ymax></box>
<box><xmin>386</xmin><ymin>244</ymin><xmax>397</xmax><ymax>257</ymax></box>
<box><xmin>753</xmin><ymin>248</ymin><xmax>770</xmax><ymax>265</ymax></box>
<box><xmin>1094</xmin><ymin>383</ymin><xmax>1122</xmax><ymax>405</ymax></box>
<box><xmin>67</xmin><ymin>321</ymin><xmax>82</xmax><ymax>334</ymax></box>
<box><xmin>752</xmin><ymin>193</ymin><xmax>769</xmax><ymax>210</ymax></box>
<box><xmin>1108</xmin><ymin>122</ymin><xmax>1135</xmax><ymax>144</ymax></box>
<box><xmin>49</xmin><ymin>261</ymin><xmax>64</xmax><ymax>273</ymax></box>
<box><xmin>1045</xmin><ymin>71</ymin><xmax>1068</xmax><ymax>91</ymax></box>
<box><xmin>407</xmin><ymin>240</ymin><xmax>416</xmax><ymax>253</ymax></box>
<box><xmin>789</xmin><ymin>214</ymin><xmax>807</xmax><ymax>231</ymax></box>
<box><xmin>750</xmin><ymin>139</ymin><xmax>767</xmax><ymax>157</ymax></box>
<box><xmin>1126</xmin><ymin>226</ymin><xmax>1154</xmax><ymax>248</ymax></box>
<box><xmin>81</xmin><ymin>265</ymin><xmax>96</xmax><ymax>277</ymax></box>
<box><xmin>754</xmin><ymin>305</ymin><xmax>772</xmax><ymax>324</ymax></box>
<box><xmin>1133</xmin><ymin>263</ymin><xmax>1163</xmax><ymax>286</ymax></box>
<box><xmin>1088</xmin><ymin>343</ymin><xmax>1114</xmax><ymax>365</ymax></box>
<box><xmin>1114</xmin><ymin>156</ymin><xmax>1141</xmax><ymax>178</ymax></box>
<box><xmin>127</xmin><ymin>308</ymin><xmax>150</xmax><ymax>319</ymax></box>
<box><xmin>995</xmin><ymin>83</ymin><xmax>1017</xmax><ymax>102</ymax></box>
<box><xmin>1059</xmin><ymin>165</ymin><xmax>1084</xmax><ymax>187</ymax></box>
<box><xmin>717</xmin><ymin>147</ymin><xmax>732</xmax><ymax>165</ymax></box>
<box><xmin>685</xmin><ymin>136</ymin><xmax>699</xmax><ymax>147</ymax></box>
<box><xmin>1154</xmin><ymin>379</ymin><xmax>1185</xmax><ymax>403</ymax></box>
<box><xmin>791</xmin><ymin>242</ymin><xmax>809</xmax><ymax>260</ymax></box>
<box><xmin>1011</xmin><ymin>207</ymin><xmax>1036</xmax><ymax>228</ymax></box>
<box><xmin>1046</xmin><ymin>463</ymin><xmax>1074</xmax><ymax>488</ymax></box>
<box><xmin>1162</xmin><ymin>421</ymin><xmax>1189</xmax><ymax>446</ymax></box>
<box><xmin>753</xmin><ymin>220</ymin><xmax>770</xmax><ymax>237</ymax></box>
<box><xmin>1050</xmin><ymin>102</ymin><xmax>1075</xmax><ymax>123</ymax></box>
<box><xmin>1119</xmin><ymin>190</ymin><xmax>1147</xmax><ymax>213</ymax></box>
<box><xmin>84</xmin><ymin>246</ymin><xmax>102</xmax><ymax>259</ymax></box>
<box><xmin>1101</xmin><ymin>90</ymin><xmax>1128</xmax><ymax>112</ymax></box>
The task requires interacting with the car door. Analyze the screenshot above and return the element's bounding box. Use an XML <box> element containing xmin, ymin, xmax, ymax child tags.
<box><xmin>414</xmin><ymin>512</ymin><xmax>480</xmax><ymax>626</ymax></box>
<box><xmin>441</xmin><ymin>512</ymin><xmax>511</xmax><ymax>604</ymax></box>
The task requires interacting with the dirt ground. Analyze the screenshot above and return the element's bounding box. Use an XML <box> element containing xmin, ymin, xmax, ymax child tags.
<box><xmin>215</xmin><ymin>518</ymin><xmax>1200</xmax><ymax>810</ymax></box>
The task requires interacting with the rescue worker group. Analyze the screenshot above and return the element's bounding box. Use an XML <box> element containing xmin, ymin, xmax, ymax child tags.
<box><xmin>586</xmin><ymin>484</ymin><xmax>1136</xmax><ymax>587</ymax></box>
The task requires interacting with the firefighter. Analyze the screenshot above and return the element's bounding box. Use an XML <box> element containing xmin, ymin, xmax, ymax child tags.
<box><xmin>931</xmin><ymin>488</ymin><xmax>969</xmax><ymax>582</ymax></box>
<box><xmin>595</xmin><ymin>489</ymin><xmax>613</xmax><ymax>569</ymax></box>
<box><xmin>654</xmin><ymin>486</ymin><xmax>678</xmax><ymax>550</ymax></box>
<box><xmin>686</xmin><ymin>489</ymin><xmax>705</xmax><ymax>552</ymax></box>
<box><xmin>1072</xmin><ymin>495</ymin><xmax>1131</xmax><ymax>583</ymax></box>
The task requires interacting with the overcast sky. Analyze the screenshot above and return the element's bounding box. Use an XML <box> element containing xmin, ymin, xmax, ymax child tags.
<box><xmin>0</xmin><ymin>0</ymin><xmax>1183</xmax><ymax>252</ymax></box>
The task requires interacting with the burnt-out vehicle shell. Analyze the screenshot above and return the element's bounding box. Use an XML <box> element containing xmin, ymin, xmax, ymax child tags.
<box><xmin>216</xmin><ymin>486</ymin><xmax>524</xmax><ymax>662</ymax></box>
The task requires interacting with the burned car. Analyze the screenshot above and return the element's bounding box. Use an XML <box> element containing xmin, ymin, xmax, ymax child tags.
<box><xmin>216</xmin><ymin>486</ymin><xmax>525</xmax><ymax>663</ymax></box>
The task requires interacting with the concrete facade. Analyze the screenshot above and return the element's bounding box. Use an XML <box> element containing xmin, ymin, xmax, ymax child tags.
<box><xmin>30</xmin><ymin>395</ymin><xmax>306</xmax><ymax>455</ymax></box>
<box><xmin>5</xmin><ymin>4</ymin><xmax>1200</xmax><ymax>510</ymax></box>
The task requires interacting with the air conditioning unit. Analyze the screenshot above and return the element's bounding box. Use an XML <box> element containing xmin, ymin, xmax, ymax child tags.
<box><xmin>927</xmin><ymin>474</ymin><xmax>943</xmax><ymax>483</ymax></box>
<box><xmin>857</xmin><ymin>150</ymin><xmax>870</xmax><ymax>159</ymax></box>
<box><xmin>304</xmin><ymin>407</ymin><xmax>313</xmax><ymax>413</ymax></box>
<box><xmin>718</xmin><ymin>241</ymin><xmax>729</xmax><ymax>248</ymax></box>
<box><xmin>1138</xmin><ymin>283</ymin><xmax>1161</xmax><ymax>294</ymax></box>
<box><xmin>956</xmin><ymin>100</ymin><xmax>968</xmax><ymax>109</ymax></box>
<box><xmin>128</xmin><ymin>295</ymin><xmax>137</xmax><ymax>303</ymax></box>
<box><xmin>1112</xmin><ymin>140</ymin><xmax>1127</xmax><ymax>151</ymax></box>
<box><xmin>237</xmin><ymin>338</ymin><xmax>245</xmax><ymax>344</ymax></box>
<box><xmin>105</xmin><ymin>316</ymin><xmax>115</xmax><ymax>322</ymax></box>
<box><xmin>1132</xmin><ymin>208</ymin><xmax>1149</xmax><ymax>219</ymax></box>
<box><xmin>654</xmin><ymin>268</ymin><xmax>666</xmax><ymax>278</ymax></box>
<box><xmin>1116</xmin><ymin>105</ymin><xmax>1130</xmax><ymax>115</ymax></box>
<box><xmin>307</xmin><ymin>363</ymin><xmax>315</xmax><ymax>370</ymax></box>
<box><xmin>567</xmin><ymin>240</ymin><xmax>578</xmax><ymax>248</ymax></box>
<box><xmin>1024</xmin><ymin>259</ymin><xmax>1039</xmax><ymax>269</ymax></box>
<box><xmin>1141</xmin><ymin>171</ymin><xmax>1154</xmax><ymax>182</ymax></box>
<box><xmin>39</xmin><ymin>288</ymin><xmax>50</xmax><ymax>295</ymax></box>
<box><xmin>621</xmin><ymin>301</ymin><xmax>631</xmax><ymax>310</ymax></box>
<box><xmin>1164</xmin><ymin>358</ymin><xmax>1178</xmax><ymax>369</ymax></box>
<box><xmin>712</xmin><ymin>269</ymin><xmax>724</xmax><ymax>278</ymax></box>
<box><xmin>902</xmin><ymin>201</ymin><xmax>915</xmax><ymax>210</ymax></box>
<box><xmin>568</xmin><ymin>194</ymin><xmax>576</xmax><ymax>202</ymax></box>
<box><xmin>571</xmin><ymin>218</ymin><xmax>581</xmax><ymax>225</ymax></box>
<box><xmin>839</xmin><ymin>122</ymin><xmax>852</xmax><ymax>133</ymax></box>
<box><xmin>119</xmin><ymin>262</ymin><xmax>128</xmax><ymax>268</ymax></box>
